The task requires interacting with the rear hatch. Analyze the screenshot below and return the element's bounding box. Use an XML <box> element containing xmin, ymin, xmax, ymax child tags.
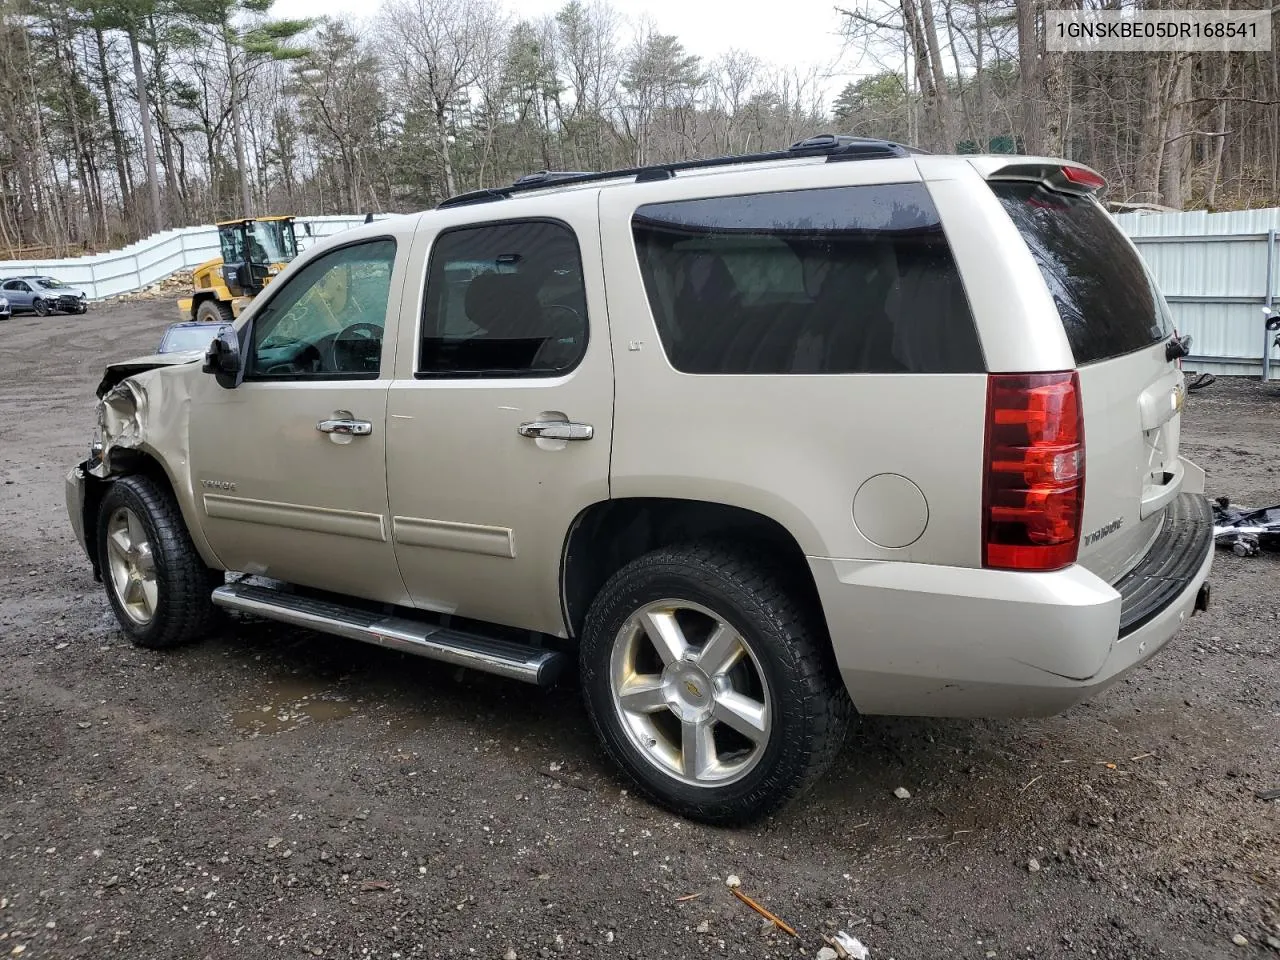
<box><xmin>990</xmin><ymin>178</ymin><xmax>1181</xmax><ymax>584</ymax></box>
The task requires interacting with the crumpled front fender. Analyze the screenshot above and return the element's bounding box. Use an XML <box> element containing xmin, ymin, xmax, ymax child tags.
<box><xmin>74</xmin><ymin>362</ymin><xmax>223</xmax><ymax>571</ymax></box>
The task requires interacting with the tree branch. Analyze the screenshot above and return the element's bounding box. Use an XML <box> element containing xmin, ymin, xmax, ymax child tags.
<box><xmin>1163</xmin><ymin>129</ymin><xmax>1231</xmax><ymax>145</ymax></box>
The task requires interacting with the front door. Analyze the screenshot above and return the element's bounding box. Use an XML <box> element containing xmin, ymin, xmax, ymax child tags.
<box><xmin>385</xmin><ymin>200</ymin><xmax>614</xmax><ymax>636</ymax></box>
<box><xmin>189</xmin><ymin>230</ymin><xmax>413</xmax><ymax>605</ymax></box>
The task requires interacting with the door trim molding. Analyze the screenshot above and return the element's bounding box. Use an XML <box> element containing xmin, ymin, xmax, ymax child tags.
<box><xmin>203</xmin><ymin>494</ymin><xmax>388</xmax><ymax>542</ymax></box>
<box><xmin>392</xmin><ymin>516</ymin><xmax>516</xmax><ymax>558</ymax></box>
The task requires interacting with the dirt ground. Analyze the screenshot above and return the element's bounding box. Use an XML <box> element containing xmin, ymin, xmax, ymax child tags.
<box><xmin>1</xmin><ymin>302</ymin><xmax>1277</xmax><ymax>960</ymax></box>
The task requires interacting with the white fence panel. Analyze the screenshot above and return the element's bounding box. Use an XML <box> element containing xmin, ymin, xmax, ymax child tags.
<box><xmin>1115</xmin><ymin>207</ymin><xmax>1280</xmax><ymax>380</ymax></box>
<box><xmin>1</xmin><ymin>215</ymin><xmax>381</xmax><ymax>301</ymax></box>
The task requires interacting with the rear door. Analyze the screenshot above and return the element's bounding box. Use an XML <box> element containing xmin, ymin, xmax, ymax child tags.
<box><xmin>385</xmin><ymin>194</ymin><xmax>614</xmax><ymax>637</ymax></box>
<box><xmin>3</xmin><ymin>280</ymin><xmax>32</xmax><ymax>310</ymax></box>
<box><xmin>990</xmin><ymin>180</ymin><xmax>1180</xmax><ymax>582</ymax></box>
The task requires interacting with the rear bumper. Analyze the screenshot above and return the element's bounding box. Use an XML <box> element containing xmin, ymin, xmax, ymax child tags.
<box><xmin>811</xmin><ymin>493</ymin><xmax>1214</xmax><ymax>718</ymax></box>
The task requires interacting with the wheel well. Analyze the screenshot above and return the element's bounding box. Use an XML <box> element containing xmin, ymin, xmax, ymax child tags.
<box><xmin>561</xmin><ymin>498</ymin><xmax>822</xmax><ymax>639</ymax></box>
<box><xmin>84</xmin><ymin>451</ymin><xmax>181</xmax><ymax>579</ymax></box>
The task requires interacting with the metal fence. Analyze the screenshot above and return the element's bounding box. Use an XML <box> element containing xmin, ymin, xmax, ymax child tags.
<box><xmin>0</xmin><ymin>215</ymin><xmax>381</xmax><ymax>301</ymax></box>
<box><xmin>1114</xmin><ymin>207</ymin><xmax>1280</xmax><ymax>380</ymax></box>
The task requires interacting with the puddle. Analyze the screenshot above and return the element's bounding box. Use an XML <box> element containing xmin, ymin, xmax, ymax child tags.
<box><xmin>232</xmin><ymin>678</ymin><xmax>359</xmax><ymax>737</ymax></box>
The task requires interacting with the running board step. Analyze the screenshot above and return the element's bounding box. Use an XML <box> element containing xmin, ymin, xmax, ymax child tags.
<box><xmin>212</xmin><ymin>583</ymin><xmax>565</xmax><ymax>686</ymax></box>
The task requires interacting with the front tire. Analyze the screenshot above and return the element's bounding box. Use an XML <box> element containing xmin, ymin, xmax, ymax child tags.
<box><xmin>96</xmin><ymin>475</ymin><xmax>222</xmax><ymax>649</ymax></box>
<box><xmin>33</xmin><ymin>298</ymin><xmax>49</xmax><ymax>317</ymax></box>
<box><xmin>579</xmin><ymin>543</ymin><xmax>850</xmax><ymax>825</ymax></box>
<box><xmin>195</xmin><ymin>299</ymin><xmax>234</xmax><ymax>324</ymax></box>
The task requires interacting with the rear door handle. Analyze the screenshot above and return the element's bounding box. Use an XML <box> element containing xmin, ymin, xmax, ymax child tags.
<box><xmin>517</xmin><ymin>419</ymin><xmax>593</xmax><ymax>441</ymax></box>
<box><xmin>317</xmin><ymin>418</ymin><xmax>373</xmax><ymax>436</ymax></box>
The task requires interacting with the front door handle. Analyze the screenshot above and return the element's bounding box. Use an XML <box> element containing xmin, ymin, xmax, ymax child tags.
<box><xmin>517</xmin><ymin>419</ymin><xmax>593</xmax><ymax>441</ymax></box>
<box><xmin>317</xmin><ymin>418</ymin><xmax>373</xmax><ymax>436</ymax></box>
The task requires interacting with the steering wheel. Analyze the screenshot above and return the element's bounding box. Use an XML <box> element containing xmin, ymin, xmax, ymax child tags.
<box><xmin>332</xmin><ymin>321</ymin><xmax>383</xmax><ymax>372</ymax></box>
<box><xmin>261</xmin><ymin>343</ymin><xmax>321</xmax><ymax>376</ymax></box>
<box><xmin>530</xmin><ymin>304</ymin><xmax>584</xmax><ymax>369</ymax></box>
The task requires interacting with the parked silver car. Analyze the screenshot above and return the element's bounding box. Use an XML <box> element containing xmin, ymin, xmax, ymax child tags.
<box><xmin>0</xmin><ymin>294</ymin><xmax>10</xmax><ymax>321</ymax></box>
<box><xmin>1</xmin><ymin>275</ymin><xmax>89</xmax><ymax>316</ymax></box>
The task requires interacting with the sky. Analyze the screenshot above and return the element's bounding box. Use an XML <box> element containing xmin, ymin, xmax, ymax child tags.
<box><xmin>268</xmin><ymin>0</ymin><xmax>879</xmax><ymax>106</ymax></box>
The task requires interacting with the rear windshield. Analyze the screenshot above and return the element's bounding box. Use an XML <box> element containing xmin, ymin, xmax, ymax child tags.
<box><xmin>991</xmin><ymin>182</ymin><xmax>1172</xmax><ymax>364</ymax></box>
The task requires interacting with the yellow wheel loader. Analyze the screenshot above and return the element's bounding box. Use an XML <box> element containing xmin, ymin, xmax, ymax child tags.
<box><xmin>178</xmin><ymin>216</ymin><xmax>307</xmax><ymax>322</ymax></box>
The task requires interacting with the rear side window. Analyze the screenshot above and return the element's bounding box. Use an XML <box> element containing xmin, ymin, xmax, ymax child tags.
<box><xmin>419</xmin><ymin>220</ymin><xmax>588</xmax><ymax>378</ymax></box>
<box><xmin>630</xmin><ymin>183</ymin><xmax>983</xmax><ymax>374</ymax></box>
<box><xmin>991</xmin><ymin>182</ymin><xmax>1172</xmax><ymax>364</ymax></box>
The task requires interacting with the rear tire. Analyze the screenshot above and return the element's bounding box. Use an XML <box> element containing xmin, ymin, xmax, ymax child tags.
<box><xmin>33</xmin><ymin>298</ymin><xmax>49</xmax><ymax>317</ymax></box>
<box><xmin>96</xmin><ymin>474</ymin><xmax>222</xmax><ymax>649</ymax></box>
<box><xmin>195</xmin><ymin>299</ymin><xmax>234</xmax><ymax>324</ymax></box>
<box><xmin>579</xmin><ymin>543</ymin><xmax>850</xmax><ymax>825</ymax></box>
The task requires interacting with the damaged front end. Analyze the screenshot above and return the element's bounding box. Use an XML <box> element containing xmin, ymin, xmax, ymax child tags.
<box><xmin>66</xmin><ymin>352</ymin><xmax>204</xmax><ymax>579</ymax></box>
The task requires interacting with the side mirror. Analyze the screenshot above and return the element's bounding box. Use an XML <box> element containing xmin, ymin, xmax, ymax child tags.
<box><xmin>203</xmin><ymin>326</ymin><xmax>244</xmax><ymax>389</ymax></box>
<box><xmin>1265</xmin><ymin>307</ymin><xmax>1280</xmax><ymax>332</ymax></box>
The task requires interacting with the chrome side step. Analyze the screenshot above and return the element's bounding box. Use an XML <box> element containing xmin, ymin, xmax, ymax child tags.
<box><xmin>212</xmin><ymin>582</ymin><xmax>565</xmax><ymax>686</ymax></box>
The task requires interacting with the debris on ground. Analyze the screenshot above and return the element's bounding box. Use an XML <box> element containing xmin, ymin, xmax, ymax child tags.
<box><xmin>1212</xmin><ymin>497</ymin><xmax>1280</xmax><ymax>557</ymax></box>
<box><xmin>893</xmin><ymin>787</ymin><xmax>911</xmax><ymax>800</ymax></box>
<box><xmin>111</xmin><ymin>270</ymin><xmax>194</xmax><ymax>303</ymax></box>
<box><xmin>725</xmin><ymin>874</ymin><xmax>741</xmax><ymax>889</ymax></box>
<box><xmin>820</xmin><ymin>930</ymin><xmax>870</xmax><ymax>959</ymax></box>
<box><xmin>1232</xmin><ymin>934</ymin><xmax>1249</xmax><ymax>947</ymax></box>
<box><xmin>1255</xmin><ymin>787</ymin><xmax>1280</xmax><ymax>801</ymax></box>
<box><xmin>730</xmin><ymin>886</ymin><xmax>797</xmax><ymax>937</ymax></box>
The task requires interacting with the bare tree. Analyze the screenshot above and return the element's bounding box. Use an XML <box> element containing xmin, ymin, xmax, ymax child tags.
<box><xmin>380</xmin><ymin>0</ymin><xmax>505</xmax><ymax>197</ymax></box>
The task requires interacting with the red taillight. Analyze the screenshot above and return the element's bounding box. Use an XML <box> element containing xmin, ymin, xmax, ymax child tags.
<box><xmin>983</xmin><ymin>372</ymin><xmax>1085</xmax><ymax>572</ymax></box>
<box><xmin>1060</xmin><ymin>165</ymin><xmax>1106</xmax><ymax>191</ymax></box>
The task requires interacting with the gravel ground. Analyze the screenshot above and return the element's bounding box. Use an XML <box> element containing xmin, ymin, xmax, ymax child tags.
<box><xmin>1</xmin><ymin>303</ymin><xmax>1277</xmax><ymax>960</ymax></box>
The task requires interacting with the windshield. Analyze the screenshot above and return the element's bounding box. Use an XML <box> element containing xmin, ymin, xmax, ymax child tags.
<box><xmin>36</xmin><ymin>277</ymin><xmax>66</xmax><ymax>288</ymax></box>
<box><xmin>160</xmin><ymin>324</ymin><xmax>227</xmax><ymax>353</ymax></box>
<box><xmin>249</xmin><ymin>221</ymin><xmax>298</xmax><ymax>263</ymax></box>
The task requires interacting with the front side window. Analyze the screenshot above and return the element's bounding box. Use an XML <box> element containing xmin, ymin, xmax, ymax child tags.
<box><xmin>246</xmin><ymin>238</ymin><xmax>397</xmax><ymax>380</ymax></box>
<box><xmin>631</xmin><ymin>183</ymin><xmax>984</xmax><ymax>374</ymax></box>
<box><xmin>418</xmin><ymin>220</ymin><xmax>588</xmax><ymax>378</ymax></box>
<box><xmin>219</xmin><ymin>226</ymin><xmax>247</xmax><ymax>265</ymax></box>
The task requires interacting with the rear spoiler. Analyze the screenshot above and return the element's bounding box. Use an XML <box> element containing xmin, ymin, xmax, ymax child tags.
<box><xmin>986</xmin><ymin>161</ymin><xmax>1106</xmax><ymax>196</ymax></box>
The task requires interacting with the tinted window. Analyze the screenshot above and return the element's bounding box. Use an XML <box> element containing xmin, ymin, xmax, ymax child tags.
<box><xmin>419</xmin><ymin>220</ymin><xmax>588</xmax><ymax>377</ymax></box>
<box><xmin>992</xmin><ymin>182</ymin><xmax>1172</xmax><ymax>364</ymax></box>
<box><xmin>246</xmin><ymin>239</ymin><xmax>396</xmax><ymax>380</ymax></box>
<box><xmin>631</xmin><ymin>184</ymin><xmax>983</xmax><ymax>374</ymax></box>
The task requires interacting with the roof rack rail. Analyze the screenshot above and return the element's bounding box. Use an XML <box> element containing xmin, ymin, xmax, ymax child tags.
<box><xmin>436</xmin><ymin>134</ymin><xmax>924</xmax><ymax>209</ymax></box>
